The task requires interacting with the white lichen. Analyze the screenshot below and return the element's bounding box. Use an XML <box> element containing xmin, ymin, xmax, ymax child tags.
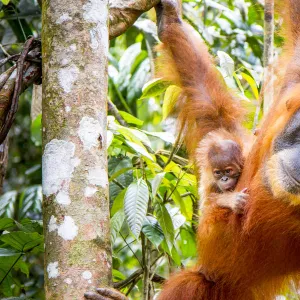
<box><xmin>83</xmin><ymin>0</ymin><xmax>108</xmax><ymax>24</ymax></box>
<box><xmin>48</xmin><ymin>216</ymin><xmax>58</xmax><ymax>232</ymax></box>
<box><xmin>57</xmin><ymin>216</ymin><xmax>78</xmax><ymax>240</ymax></box>
<box><xmin>88</xmin><ymin>167</ymin><xmax>108</xmax><ymax>187</ymax></box>
<box><xmin>78</xmin><ymin>116</ymin><xmax>102</xmax><ymax>150</ymax></box>
<box><xmin>69</xmin><ymin>44</ymin><xmax>77</xmax><ymax>52</ymax></box>
<box><xmin>47</xmin><ymin>262</ymin><xmax>59</xmax><ymax>278</ymax></box>
<box><xmin>56</xmin><ymin>190</ymin><xmax>71</xmax><ymax>206</ymax></box>
<box><xmin>85</xmin><ymin>186</ymin><xmax>98</xmax><ymax>197</ymax></box>
<box><xmin>65</xmin><ymin>106</ymin><xmax>71</xmax><ymax>113</ymax></box>
<box><xmin>58</xmin><ymin>65</ymin><xmax>79</xmax><ymax>93</ymax></box>
<box><xmin>42</xmin><ymin>139</ymin><xmax>80</xmax><ymax>206</ymax></box>
<box><xmin>56</xmin><ymin>13</ymin><xmax>72</xmax><ymax>24</ymax></box>
<box><xmin>64</xmin><ymin>278</ymin><xmax>73</xmax><ymax>285</ymax></box>
<box><xmin>82</xmin><ymin>270</ymin><xmax>92</xmax><ymax>280</ymax></box>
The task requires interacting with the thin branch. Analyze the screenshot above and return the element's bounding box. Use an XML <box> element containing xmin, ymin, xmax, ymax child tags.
<box><xmin>164</xmin><ymin>125</ymin><xmax>184</xmax><ymax>168</ymax></box>
<box><xmin>0</xmin><ymin>37</ymin><xmax>35</xmax><ymax>144</ymax></box>
<box><xmin>108</xmin><ymin>100</ymin><xmax>128</xmax><ymax>127</ymax></box>
<box><xmin>113</xmin><ymin>269</ymin><xmax>143</xmax><ymax>289</ymax></box>
<box><xmin>120</xmin><ymin>232</ymin><xmax>143</xmax><ymax>267</ymax></box>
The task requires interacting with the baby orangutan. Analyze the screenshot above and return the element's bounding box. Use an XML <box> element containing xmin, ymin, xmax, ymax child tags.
<box><xmin>197</xmin><ymin>132</ymin><xmax>248</xmax><ymax>214</ymax></box>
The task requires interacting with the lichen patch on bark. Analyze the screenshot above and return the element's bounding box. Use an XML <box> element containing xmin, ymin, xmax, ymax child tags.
<box><xmin>58</xmin><ymin>65</ymin><xmax>79</xmax><ymax>93</ymax></box>
<box><xmin>47</xmin><ymin>262</ymin><xmax>59</xmax><ymax>278</ymax></box>
<box><xmin>78</xmin><ymin>116</ymin><xmax>102</xmax><ymax>150</ymax></box>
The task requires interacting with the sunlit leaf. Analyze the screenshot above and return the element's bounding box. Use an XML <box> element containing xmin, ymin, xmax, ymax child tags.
<box><xmin>163</xmin><ymin>85</ymin><xmax>181</xmax><ymax>120</ymax></box>
<box><xmin>124</xmin><ymin>179</ymin><xmax>149</xmax><ymax>238</ymax></box>
<box><xmin>217</xmin><ymin>51</ymin><xmax>235</xmax><ymax>77</ymax></box>
<box><xmin>119</xmin><ymin>111</ymin><xmax>144</xmax><ymax>126</ymax></box>
<box><xmin>140</xmin><ymin>78</ymin><xmax>169</xmax><ymax>100</ymax></box>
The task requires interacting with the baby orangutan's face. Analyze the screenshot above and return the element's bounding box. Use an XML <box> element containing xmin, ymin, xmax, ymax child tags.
<box><xmin>213</xmin><ymin>164</ymin><xmax>241</xmax><ymax>192</ymax></box>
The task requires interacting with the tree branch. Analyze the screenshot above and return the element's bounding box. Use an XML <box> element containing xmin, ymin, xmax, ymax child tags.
<box><xmin>109</xmin><ymin>0</ymin><xmax>160</xmax><ymax>39</ymax></box>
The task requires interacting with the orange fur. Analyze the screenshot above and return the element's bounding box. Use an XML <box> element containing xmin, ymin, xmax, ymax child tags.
<box><xmin>156</xmin><ymin>1</ymin><xmax>300</xmax><ymax>299</ymax></box>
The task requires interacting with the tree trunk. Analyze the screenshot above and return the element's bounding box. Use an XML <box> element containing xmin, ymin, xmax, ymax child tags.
<box><xmin>263</xmin><ymin>0</ymin><xmax>274</xmax><ymax>113</ymax></box>
<box><xmin>42</xmin><ymin>0</ymin><xmax>111</xmax><ymax>298</ymax></box>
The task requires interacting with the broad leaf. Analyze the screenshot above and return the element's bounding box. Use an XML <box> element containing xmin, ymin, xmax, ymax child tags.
<box><xmin>0</xmin><ymin>232</ymin><xmax>43</xmax><ymax>252</ymax></box>
<box><xmin>124</xmin><ymin>179</ymin><xmax>149</xmax><ymax>238</ymax></box>
<box><xmin>140</xmin><ymin>78</ymin><xmax>169</xmax><ymax>99</ymax></box>
<box><xmin>217</xmin><ymin>51</ymin><xmax>235</xmax><ymax>77</ymax></box>
<box><xmin>111</xmin><ymin>211</ymin><xmax>125</xmax><ymax>244</ymax></box>
<box><xmin>151</xmin><ymin>172</ymin><xmax>166</xmax><ymax>198</ymax></box>
<box><xmin>0</xmin><ymin>218</ymin><xmax>14</xmax><ymax>231</ymax></box>
<box><xmin>119</xmin><ymin>111</ymin><xmax>144</xmax><ymax>126</ymax></box>
<box><xmin>142</xmin><ymin>216</ymin><xmax>164</xmax><ymax>248</ymax></box>
<box><xmin>156</xmin><ymin>204</ymin><xmax>174</xmax><ymax>251</ymax></box>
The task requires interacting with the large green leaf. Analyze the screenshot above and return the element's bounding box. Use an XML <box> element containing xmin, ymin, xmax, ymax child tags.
<box><xmin>151</xmin><ymin>172</ymin><xmax>166</xmax><ymax>198</ymax></box>
<box><xmin>156</xmin><ymin>204</ymin><xmax>175</xmax><ymax>251</ymax></box>
<box><xmin>142</xmin><ymin>216</ymin><xmax>164</xmax><ymax>248</ymax></box>
<box><xmin>0</xmin><ymin>218</ymin><xmax>14</xmax><ymax>231</ymax></box>
<box><xmin>217</xmin><ymin>51</ymin><xmax>235</xmax><ymax>77</ymax></box>
<box><xmin>111</xmin><ymin>211</ymin><xmax>125</xmax><ymax>244</ymax></box>
<box><xmin>19</xmin><ymin>185</ymin><xmax>42</xmax><ymax>219</ymax></box>
<box><xmin>119</xmin><ymin>111</ymin><xmax>144</xmax><ymax>126</ymax></box>
<box><xmin>140</xmin><ymin>78</ymin><xmax>169</xmax><ymax>100</ymax></box>
<box><xmin>0</xmin><ymin>191</ymin><xmax>17</xmax><ymax>218</ymax></box>
<box><xmin>0</xmin><ymin>232</ymin><xmax>43</xmax><ymax>252</ymax></box>
<box><xmin>124</xmin><ymin>179</ymin><xmax>149</xmax><ymax>238</ymax></box>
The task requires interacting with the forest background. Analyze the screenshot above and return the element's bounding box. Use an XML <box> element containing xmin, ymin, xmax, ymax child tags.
<box><xmin>0</xmin><ymin>0</ymin><xmax>288</xmax><ymax>299</ymax></box>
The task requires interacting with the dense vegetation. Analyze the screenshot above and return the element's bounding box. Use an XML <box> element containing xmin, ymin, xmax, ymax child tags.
<box><xmin>0</xmin><ymin>0</ymin><xmax>269</xmax><ymax>299</ymax></box>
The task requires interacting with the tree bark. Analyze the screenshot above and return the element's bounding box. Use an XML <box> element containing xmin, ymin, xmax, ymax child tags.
<box><xmin>263</xmin><ymin>0</ymin><xmax>274</xmax><ymax>113</ymax></box>
<box><xmin>42</xmin><ymin>0</ymin><xmax>111</xmax><ymax>299</ymax></box>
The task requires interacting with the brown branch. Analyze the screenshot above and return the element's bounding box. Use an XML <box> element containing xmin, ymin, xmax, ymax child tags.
<box><xmin>0</xmin><ymin>37</ymin><xmax>38</xmax><ymax>144</ymax></box>
<box><xmin>108</xmin><ymin>100</ymin><xmax>128</xmax><ymax>127</ymax></box>
<box><xmin>109</xmin><ymin>0</ymin><xmax>160</xmax><ymax>39</ymax></box>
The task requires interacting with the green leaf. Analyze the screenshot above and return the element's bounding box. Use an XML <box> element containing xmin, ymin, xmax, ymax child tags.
<box><xmin>217</xmin><ymin>51</ymin><xmax>234</xmax><ymax>77</ymax></box>
<box><xmin>117</xmin><ymin>43</ymin><xmax>143</xmax><ymax>90</ymax></box>
<box><xmin>0</xmin><ymin>191</ymin><xmax>17</xmax><ymax>218</ymax></box>
<box><xmin>172</xmin><ymin>214</ymin><xmax>186</xmax><ymax>230</ymax></box>
<box><xmin>0</xmin><ymin>248</ymin><xmax>22</xmax><ymax>257</ymax></box>
<box><xmin>112</xmin><ymin>269</ymin><xmax>126</xmax><ymax>281</ymax></box>
<box><xmin>1</xmin><ymin>0</ymin><xmax>10</xmax><ymax>5</ymax></box>
<box><xmin>111</xmin><ymin>189</ymin><xmax>126</xmax><ymax>216</ymax></box>
<box><xmin>125</xmin><ymin>141</ymin><xmax>154</xmax><ymax>161</ymax></box>
<box><xmin>31</xmin><ymin>114</ymin><xmax>42</xmax><ymax>146</ymax></box>
<box><xmin>179</xmin><ymin>227</ymin><xmax>197</xmax><ymax>258</ymax></box>
<box><xmin>241</xmin><ymin>72</ymin><xmax>259</xmax><ymax>100</ymax></box>
<box><xmin>143</xmin><ymin>131</ymin><xmax>175</xmax><ymax>144</ymax></box>
<box><xmin>140</xmin><ymin>78</ymin><xmax>169</xmax><ymax>99</ymax></box>
<box><xmin>163</xmin><ymin>85</ymin><xmax>181</xmax><ymax>120</ymax></box>
<box><xmin>156</xmin><ymin>204</ymin><xmax>174</xmax><ymax>251</ymax></box>
<box><xmin>19</xmin><ymin>185</ymin><xmax>42</xmax><ymax>219</ymax></box>
<box><xmin>111</xmin><ymin>211</ymin><xmax>125</xmax><ymax>244</ymax></box>
<box><xmin>0</xmin><ymin>218</ymin><xmax>14</xmax><ymax>231</ymax></box>
<box><xmin>119</xmin><ymin>111</ymin><xmax>144</xmax><ymax>126</ymax></box>
<box><xmin>142</xmin><ymin>216</ymin><xmax>164</xmax><ymax>248</ymax></box>
<box><xmin>151</xmin><ymin>172</ymin><xmax>166</xmax><ymax>198</ymax></box>
<box><xmin>0</xmin><ymin>232</ymin><xmax>43</xmax><ymax>252</ymax></box>
<box><xmin>124</xmin><ymin>179</ymin><xmax>149</xmax><ymax>238</ymax></box>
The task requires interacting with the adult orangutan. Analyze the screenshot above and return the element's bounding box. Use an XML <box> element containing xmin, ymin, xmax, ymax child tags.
<box><xmin>85</xmin><ymin>0</ymin><xmax>300</xmax><ymax>299</ymax></box>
